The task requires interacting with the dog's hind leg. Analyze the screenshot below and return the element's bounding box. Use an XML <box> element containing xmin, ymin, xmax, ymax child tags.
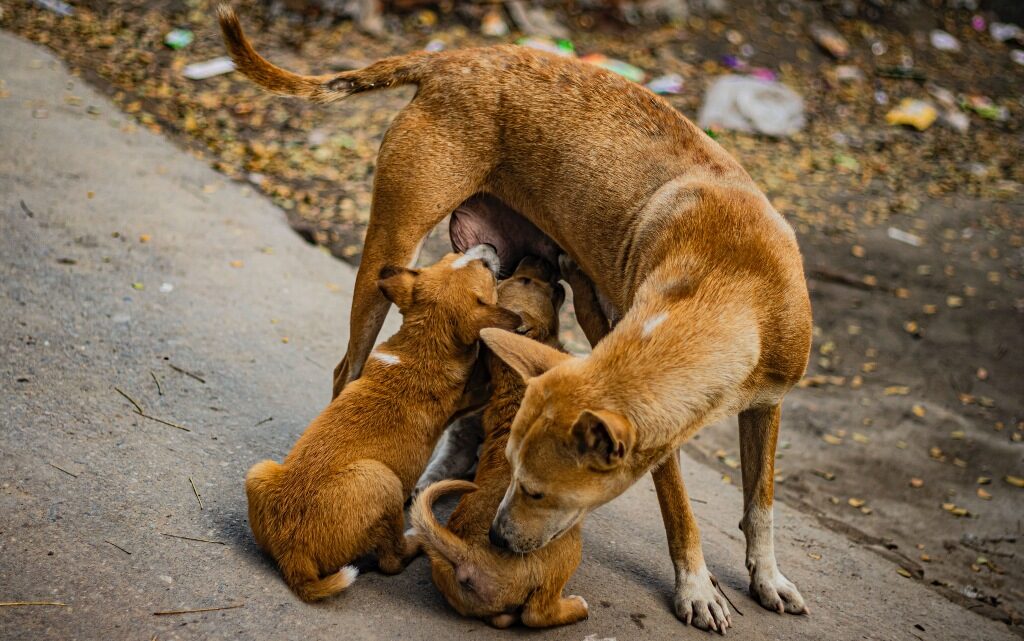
<box><xmin>738</xmin><ymin>404</ymin><xmax>807</xmax><ymax>614</ymax></box>
<box><xmin>558</xmin><ymin>254</ymin><xmax>611</xmax><ymax>347</ymax></box>
<box><xmin>375</xmin><ymin>494</ymin><xmax>421</xmax><ymax>574</ymax></box>
<box><xmin>333</xmin><ymin>108</ymin><xmax>493</xmax><ymax>397</ymax></box>
<box><xmin>652</xmin><ymin>453</ymin><xmax>732</xmax><ymax>633</ymax></box>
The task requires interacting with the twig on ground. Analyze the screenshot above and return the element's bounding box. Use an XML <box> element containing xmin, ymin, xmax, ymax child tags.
<box><xmin>710</xmin><ymin>574</ymin><xmax>743</xmax><ymax>616</ymax></box>
<box><xmin>114</xmin><ymin>386</ymin><xmax>144</xmax><ymax>414</ymax></box>
<box><xmin>690</xmin><ymin>497</ymin><xmax>707</xmax><ymax>504</ymax></box>
<box><xmin>168</xmin><ymin>363</ymin><xmax>206</xmax><ymax>384</ymax></box>
<box><xmin>0</xmin><ymin>601</ymin><xmax>67</xmax><ymax>607</ymax></box>
<box><xmin>20</xmin><ymin>200</ymin><xmax>35</xmax><ymax>218</ymax></box>
<box><xmin>105</xmin><ymin>540</ymin><xmax>131</xmax><ymax>555</ymax></box>
<box><xmin>153</xmin><ymin>604</ymin><xmax>243</xmax><ymax>616</ymax></box>
<box><xmin>136</xmin><ymin>411</ymin><xmax>190</xmax><ymax>432</ymax></box>
<box><xmin>189</xmin><ymin>477</ymin><xmax>203</xmax><ymax>510</ymax></box>
<box><xmin>150</xmin><ymin>371</ymin><xmax>163</xmax><ymax>396</ymax></box>
<box><xmin>48</xmin><ymin>462</ymin><xmax>78</xmax><ymax>478</ymax></box>
<box><xmin>160</xmin><ymin>533</ymin><xmax>225</xmax><ymax>545</ymax></box>
<box><xmin>808</xmin><ymin>268</ymin><xmax>888</xmax><ymax>292</ymax></box>
<box><xmin>254</xmin><ymin>416</ymin><xmax>273</xmax><ymax>427</ymax></box>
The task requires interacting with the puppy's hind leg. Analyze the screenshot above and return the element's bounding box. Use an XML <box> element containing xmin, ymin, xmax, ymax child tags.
<box><xmin>739</xmin><ymin>404</ymin><xmax>807</xmax><ymax>614</ymax></box>
<box><xmin>333</xmin><ymin>107</ymin><xmax>494</xmax><ymax>397</ymax></box>
<box><xmin>521</xmin><ymin>581</ymin><xmax>589</xmax><ymax>628</ymax></box>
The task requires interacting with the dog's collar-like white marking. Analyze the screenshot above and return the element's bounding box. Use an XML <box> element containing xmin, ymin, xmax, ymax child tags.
<box><xmin>642</xmin><ymin>312</ymin><xmax>669</xmax><ymax>337</ymax></box>
<box><xmin>370</xmin><ymin>350</ymin><xmax>401</xmax><ymax>365</ymax></box>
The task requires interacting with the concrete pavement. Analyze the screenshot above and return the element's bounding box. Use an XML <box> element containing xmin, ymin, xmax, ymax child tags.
<box><xmin>0</xmin><ymin>30</ymin><xmax>1016</xmax><ymax>641</ymax></box>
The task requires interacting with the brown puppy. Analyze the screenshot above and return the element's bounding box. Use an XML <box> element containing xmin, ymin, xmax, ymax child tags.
<box><xmin>218</xmin><ymin>7</ymin><xmax>812</xmax><ymax>632</ymax></box>
<box><xmin>245</xmin><ymin>246</ymin><xmax>519</xmax><ymax>601</ymax></box>
<box><xmin>412</xmin><ymin>257</ymin><xmax>586</xmax><ymax>629</ymax></box>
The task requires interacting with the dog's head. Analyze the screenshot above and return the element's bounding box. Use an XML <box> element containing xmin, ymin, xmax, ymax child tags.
<box><xmin>378</xmin><ymin>245</ymin><xmax>521</xmax><ymax>346</ymax></box>
<box><xmin>495</xmin><ymin>255</ymin><xmax>565</xmax><ymax>345</ymax></box>
<box><xmin>479</xmin><ymin>329</ymin><xmax>637</xmax><ymax>554</ymax></box>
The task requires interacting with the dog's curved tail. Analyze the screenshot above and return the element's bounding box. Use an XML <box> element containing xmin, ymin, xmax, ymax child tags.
<box><xmin>411</xmin><ymin>480</ymin><xmax>477</xmax><ymax>562</ymax></box>
<box><xmin>217</xmin><ymin>5</ymin><xmax>428</xmax><ymax>104</ymax></box>
<box><xmin>283</xmin><ymin>553</ymin><xmax>360</xmax><ymax>602</ymax></box>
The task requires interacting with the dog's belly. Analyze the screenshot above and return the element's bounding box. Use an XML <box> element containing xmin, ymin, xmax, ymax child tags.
<box><xmin>449</xmin><ymin>194</ymin><xmax>562</xmax><ymax>278</ymax></box>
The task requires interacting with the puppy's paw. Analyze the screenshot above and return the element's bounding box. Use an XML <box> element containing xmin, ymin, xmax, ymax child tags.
<box><xmin>673</xmin><ymin>565</ymin><xmax>732</xmax><ymax>634</ymax></box>
<box><xmin>749</xmin><ymin>563</ymin><xmax>807</xmax><ymax>615</ymax></box>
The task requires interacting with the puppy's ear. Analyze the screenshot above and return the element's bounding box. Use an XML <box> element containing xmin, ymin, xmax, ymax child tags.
<box><xmin>377</xmin><ymin>266</ymin><xmax>418</xmax><ymax>310</ymax></box>
<box><xmin>480</xmin><ymin>328</ymin><xmax>572</xmax><ymax>381</ymax></box>
<box><xmin>571</xmin><ymin>409</ymin><xmax>634</xmax><ymax>470</ymax></box>
<box><xmin>460</xmin><ymin>305</ymin><xmax>520</xmax><ymax>344</ymax></box>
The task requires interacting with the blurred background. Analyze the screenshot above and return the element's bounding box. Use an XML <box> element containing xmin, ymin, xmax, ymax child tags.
<box><xmin>3</xmin><ymin>0</ymin><xmax>1022</xmax><ymax>628</ymax></box>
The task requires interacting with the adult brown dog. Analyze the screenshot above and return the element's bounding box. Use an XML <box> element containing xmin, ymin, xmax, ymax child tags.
<box><xmin>413</xmin><ymin>256</ymin><xmax>587</xmax><ymax>629</ymax></box>
<box><xmin>219</xmin><ymin>7</ymin><xmax>812</xmax><ymax>631</ymax></box>
<box><xmin>245</xmin><ymin>247</ymin><xmax>520</xmax><ymax>601</ymax></box>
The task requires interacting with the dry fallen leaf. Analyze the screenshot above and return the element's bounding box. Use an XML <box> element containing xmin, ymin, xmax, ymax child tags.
<box><xmin>884</xmin><ymin>386</ymin><xmax>910</xmax><ymax>396</ymax></box>
<box><xmin>848</xmin><ymin>497</ymin><xmax>866</xmax><ymax>508</ymax></box>
<box><xmin>1005</xmin><ymin>475</ymin><xmax>1024</xmax><ymax>488</ymax></box>
<box><xmin>822</xmin><ymin>434</ymin><xmax>843</xmax><ymax>445</ymax></box>
<box><xmin>229</xmin><ymin>260</ymin><xmax>244</xmax><ymax>268</ymax></box>
<box><xmin>896</xmin><ymin>567</ymin><xmax>912</xmax><ymax>578</ymax></box>
<box><xmin>910</xmin><ymin>478</ymin><xmax>924</xmax><ymax>488</ymax></box>
<box><xmin>976</xmin><ymin>488</ymin><xmax>992</xmax><ymax>500</ymax></box>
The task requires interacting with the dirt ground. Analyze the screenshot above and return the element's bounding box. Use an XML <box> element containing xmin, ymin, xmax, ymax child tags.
<box><xmin>3</xmin><ymin>0</ymin><xmax>1023</xmax><ymax>630</ymax></box>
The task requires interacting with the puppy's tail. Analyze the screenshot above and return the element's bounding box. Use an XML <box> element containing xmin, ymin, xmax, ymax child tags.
<box><xmin>411</xmin><ymin>480</ymin><xmax>477</xmax><ymax>562</ymax></box>
<box><xmin>217</xmin><ymin>5</ymin><xmax>428</xmax><ymax>104</ymax></box>
<box><xmin>285</xmin><ymin>558</ymin><xmax>360</xmax><ymax>602</ymax></box>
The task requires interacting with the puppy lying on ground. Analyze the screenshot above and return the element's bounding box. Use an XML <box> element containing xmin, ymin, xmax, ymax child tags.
<box><xmin>245</xmin><ymin>246</ymin><xmax>520</xmax><ymax>601</ymax></box>
<box><xmin>413</xmin><ymin>256</ymin><xmax>587</xmax><ymax>628</ymax></box>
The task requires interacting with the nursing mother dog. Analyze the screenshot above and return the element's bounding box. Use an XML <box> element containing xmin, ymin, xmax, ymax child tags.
<box><xmin>219</xmin><ymin>6</ymin><xmax>812</xmax><ymax>633</ymax></box>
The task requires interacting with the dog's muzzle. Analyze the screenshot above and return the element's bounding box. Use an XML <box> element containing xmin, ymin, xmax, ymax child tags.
<box><xmin>458</xmin><ymin>243</ymin><xmax>500</xmax><ymax>277</ymax></box>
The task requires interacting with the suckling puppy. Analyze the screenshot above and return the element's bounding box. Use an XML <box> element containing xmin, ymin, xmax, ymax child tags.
<box><xmin>245</xmin><ymin>247</ymin><xmax>519</xmax><ymax>601</ymax></box>
<box><xmin>413</xmin><ymin>256</ymin><xmax>587</xmax><ymax>628</ymax></box>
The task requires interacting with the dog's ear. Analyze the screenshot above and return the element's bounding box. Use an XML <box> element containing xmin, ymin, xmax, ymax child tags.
<box><xmin>377</xmin><ymin>266</ymin><xmax>418</xmax><ymax>310</ymax></box>
<box><xmin>571</xmin><ymin>409</ymin><xmax>634</xmax><ymax>470</ymax></box>
<box><xmin>480</xmin><ymin>328</ymin><xmax>572</xmax><ymax>381</ymax></box>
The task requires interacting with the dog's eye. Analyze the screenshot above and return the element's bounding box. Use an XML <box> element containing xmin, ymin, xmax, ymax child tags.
<box><xmin>520</xmin><ymin>482</ymin><xmax>544</xmax><ymax>500</ymax></box>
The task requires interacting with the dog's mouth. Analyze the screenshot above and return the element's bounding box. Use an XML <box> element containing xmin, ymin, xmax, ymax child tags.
<box><xmin>449</xmin><ymin>194</ymin><xmax>562</xmax><ymax>279</ymax></box>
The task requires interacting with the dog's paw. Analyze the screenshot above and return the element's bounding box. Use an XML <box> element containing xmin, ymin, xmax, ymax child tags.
<box><xmin>749</xmin><ymin>563</ymin><xmax>807</xmax><ymax>615</ymax></box>
<box><xmin>673</xmin><ymin>565</ymin><xmax>732</xmax><ymax>634</ymax></box>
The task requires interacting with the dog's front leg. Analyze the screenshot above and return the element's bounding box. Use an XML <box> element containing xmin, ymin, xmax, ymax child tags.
<box><xmin>652</xmin><ymin>453</ymin><xmax>732</xmax><ymax>633</ymax></box>
<box><xmin>738</xmin><ymin>404</ymin><xmax>807</xmax><ymax>614</ymax></box>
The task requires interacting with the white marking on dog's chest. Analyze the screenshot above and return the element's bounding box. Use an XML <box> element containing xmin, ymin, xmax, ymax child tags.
<box><xmin>370</xmin><ymin>350</ymin><xmax>401</xmax><ymax>365</ymax></box>
<box><xmin>642</xmin><ymin>312</ymin><xmax>669</xmax><ymax>337</ymax></box>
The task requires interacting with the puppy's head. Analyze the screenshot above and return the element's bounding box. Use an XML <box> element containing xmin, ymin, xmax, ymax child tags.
<box><xmin>480</xmin><ymin>330</ymin><xmax>637</xmax><ymax>554</ymax></box>
<box><xmin>495</xmin><ymin>256</ymin><xmax>565</xmax><ymax>345</ymax></box>
<box><xmin>378</xmin><ymin>245</ymin><xmax>521</xmax><ymax>346</ymax></box>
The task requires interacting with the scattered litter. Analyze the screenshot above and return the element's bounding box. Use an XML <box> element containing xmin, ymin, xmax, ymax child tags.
<box><xmin>835</xmin><ymin>65</ymin><xmax>864</xmax><ymax>83</ymax></box>
<box><xmin>424</xmin><ymin>39</ymin><xmax>445</xmax><ymax>53</ymax></box>
<box><xmin>809</xmin><ymin>21</ymin><xmax>849</xmax><ymax>59</ymax></box>
<box><xmin>480</xmin><ymin>10</ymin><xmax>508</xmax><ymax>37</ymax></box>
<box><xmin>1013</xmin><ymin>50</ymin><xmax>1024</xmax><ymax>66</ymax></box>
<box><xmin>183</xmin><ymin>57</ymin><xmax>235</xmax><ymax>80</ymax></box>
<box><xmin>887</xmin><ymin>227</ymin><xmax>923</xmax><ymax>247</ymax></box>
<box><xmin>505</xmin><ymin>0</ymin><xmax>569</xmax><ymax>39</ymax></box>
<box><xmin>33</xmin><ymin>0</ymin><xmax>73</xmax><ymax>16</ymax></box>
<box><xmin>896</xmin><ymin>567</ymin><xmax>913</xmax><ymax>578</ymax></box>
<box><xmin>645</xmin><ymin>73</ymin><xmax>683</xmax><ymax>95</ymax></box>
<box><xmin>580</xmin><ymin>54</ymin><xmax>646</xmax><ymax>83</ymax></box>
<box><xmin>698</xmin><ymin>76</ymin><xmax>805</xmax><ymax>137</ymax></box>
<box><xmin>910</xmin><ymin>478</ymin><xmax>924</xmax><ymax>488</ymax></box>
<box><xmin>164</xmin><ymin>29</ymin><xmax>194</xmax><ymax>50</ymax></box>
<box><xmin>159</xmin><ymin>282</ymin><xmax>174</xmax><ymax>293</ymax></box>
<box><xmin>929</xmin><ymin>30</ymin><xmax>961</xmax><ymax>52</ymax></box>
<box><xmin>749</xmin><ymin>67</ymin><xmax>777</xmax><ymax>82</ymax></box>
<box><xmin>989</xmin><ymin>22</ymin><xmax>1022</xmax><ymax>43</ymax></box>
<box><xmin>971</xmin><ymin>15</ymin><xmax>986</xmax><ymax>32</ymax></box>
<box><xmin>1006</xmin><ymin>475</ymin><xmax>1024</xmax><ymax>488</ymax></box>
<box><xmin>885</xmin><ymin>99</ymin><xmax>937</xmax><ymax>131</ymax></box>
<box><xmin>515</xmin><ymin>36</ymin><xmax>574</xmax><ymax>57</ymax></box>
<box><xmin>961</xmin><ymin>95</ymin><xmax>1008</xmax><ymax>121</ymax></box>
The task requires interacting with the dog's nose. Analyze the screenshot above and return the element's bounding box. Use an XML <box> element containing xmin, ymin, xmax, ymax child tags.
<box><xmin>488</xmin><ymin>525</ymin><xmax>509</xmax><ymax>550</ymax></box>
